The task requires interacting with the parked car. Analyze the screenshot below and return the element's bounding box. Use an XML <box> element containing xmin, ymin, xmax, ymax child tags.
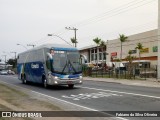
<box><xmin>8</xmin><ymin>70</ymin><xmax>15</xmax><ymax>75</ymax></box>
<box><xmin>0</xmin><ymin>70</ymin><xmax>8</xmax><ymax>75</ymax></box>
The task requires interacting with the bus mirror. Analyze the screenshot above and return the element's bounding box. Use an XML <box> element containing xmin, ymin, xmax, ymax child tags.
<box><xmin>80</xmin><ymin>54</ymin><xmax>87</xmax><ymax>64</ymax></box>
<box><xmin>47</xmin><ymin>53</ymin><xmax>53</xmax><ymax>60</ymax></box>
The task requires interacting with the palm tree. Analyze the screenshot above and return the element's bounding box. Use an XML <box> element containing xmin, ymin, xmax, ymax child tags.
<box><xmin>93</xmin><ymin>37</ymin><xmax>102</xmax><ymax>61</ymax></box>
<box><xmin>100</xmin><ymin>40</ymin><xmax>106</xmax><ymax>66</ymax></box>
<box><xmin>93</xmin><ymin>37</ymin><xmax>101</xmax><ymax>46</ymax></box>
<box><xmin>135</xmin><ymin>42</ymin><xmax>143</xmax><ymax>67</ymax></box>
<box><xmin>100</xmin><ymin>40</ymin><xmax>106</xmax><ymax>53</ymax></box>
<box><xmin>93</xmin><ymin>37</ymin><xmax>102</xmax><ymax>69</ymax></box>
<box><xmin>70</xmin><ymin>37</ymin><xmax>78</xmax><ymax>47</ymax></box>
<box><xmin>119</xmin><ymin>34</ymin><xmax>128</xmax><ymax>61</ymax></box>
<box><xmin>125</xmin><ymin>50</ymin><xmax>136</xmax><ymax>78</ymax></box>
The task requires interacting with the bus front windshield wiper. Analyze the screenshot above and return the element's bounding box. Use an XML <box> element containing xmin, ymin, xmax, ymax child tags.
<box><xmin>61</xmin><ymin>61</ymin><xmax>68</xmax><ymax>74</ymax></box>
<box><xmin>68</xmin><ymin>60</ymin><xmax>77</xmax><ymax>74</ymax></box>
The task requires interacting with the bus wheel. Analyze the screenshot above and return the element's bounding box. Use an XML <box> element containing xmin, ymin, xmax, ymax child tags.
<box><xmin>68</xmin><ymin>84</ymin><xmax>74</xmax><ymax>89</ymax></box>
<box><xmin>22</xmin><ymin>75</ymin><xmax>27</xmax><ymax>84</ymax></box>
<box><xmin>43</xmin><ymin>79</ymin><xmax>48</xmax><ymax>88</ymax></box>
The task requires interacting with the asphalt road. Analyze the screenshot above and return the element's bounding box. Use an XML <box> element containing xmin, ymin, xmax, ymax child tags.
<box><xmin>0</xmin><ymin>75</ymin><xmax>160</xmax><ymax>120</ymax></box>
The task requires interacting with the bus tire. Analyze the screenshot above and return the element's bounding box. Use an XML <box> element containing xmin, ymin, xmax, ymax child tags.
<box><xmin>42</xmin><ymin>77</ymin><xmax>48</xmax><ymax>88</ymax></box>
<box><xmin>68</xmin><ymin>84</ymin><xmax>74</xmax><ymax>89</ymax></box>
<box><xmin>22</xmin><ymin>74</ymin><xmax>27</xmax><ymax>84</ymax></box>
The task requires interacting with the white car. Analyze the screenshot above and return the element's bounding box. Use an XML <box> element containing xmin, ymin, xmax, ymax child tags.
<box><xmin>8</xmin><ymin>70</ymin><xmax>15</xmax><ymax>75</ymax></box>
<box><xmin>0</xmin><ymin>70</ymin><xmax>8</xmax><ymax>75</ymax></box>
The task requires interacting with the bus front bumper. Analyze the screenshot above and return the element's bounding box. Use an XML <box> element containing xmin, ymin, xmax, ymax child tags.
<box><xmin>48</xmin><ymin>77</ymin><xmax>83</xmax><ymax>85</ymax></box>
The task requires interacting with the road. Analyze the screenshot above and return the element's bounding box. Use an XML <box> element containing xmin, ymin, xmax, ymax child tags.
<box><xmin>0</xmin><ymin>75</ymin><xmax>160</xmax><ymax>120</ymax></box>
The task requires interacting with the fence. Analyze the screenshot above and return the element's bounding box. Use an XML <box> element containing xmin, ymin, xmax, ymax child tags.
<box><xmin>82</xmin><ymin>65</ymin><xmax>157</xmax><ymax>80</ymax></box>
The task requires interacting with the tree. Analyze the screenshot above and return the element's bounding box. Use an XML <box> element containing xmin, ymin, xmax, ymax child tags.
<box><xmin>93</xmin><ymin>37</ymin><xmax>101</xmax><ymax>46</ymax></box>
<box><xmin>100</xmin><ymin>40</ymin><xmax>106</xmax><ymax>67</ymax></box>
<box><xmin>135</xmin><ymin>42</ymin><xmax>143</xmax><ymax>67</ymax></box>
<box><xmin>93</xmin><ymin>37</ymin><xmax>102</xmax><ymax>62</ymax></box>
<box><xmin>125</xmin><ymin>50</ymin><xmax>136</xmax><ymax>78</ymax></box>
<box><xmin>119</xmin><ymin>34</ymin><xmax>128</xmax><ymax>60</ymax></box>
<box><xmin>70</xmin><ymin>37</ymin><xmax>78</xmax><ymax>47</ymax></box>
<box><xmin>7</xmin><ymin>59</ymin><xmax>17</xmax><ymax>68</ymax></box>
<box><xmin>100</xmin><ymin>40</ymin><xmax>106</xmax><ymax>51</ymax></box>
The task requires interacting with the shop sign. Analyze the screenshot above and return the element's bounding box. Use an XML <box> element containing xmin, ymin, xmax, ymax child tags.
<box><xmin>152</xmin><ymin>46</ymin><xmax>158</xmax><ymax>52</ymax></box>
<box><xmin>111</xmin><ymin>52</ymin><xmax>117</xmax><ymax>57</ymax></box>
<box><xmin>140</xmin><ymin>48</ymin><xmax>149</xmax><ymax>54</ymax></box>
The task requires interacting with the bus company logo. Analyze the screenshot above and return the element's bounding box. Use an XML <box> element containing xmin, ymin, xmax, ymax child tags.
<box><xmin>31</xmin><ymin>63</ymin><xmax>39</xmax><ymax>69</ymax></box>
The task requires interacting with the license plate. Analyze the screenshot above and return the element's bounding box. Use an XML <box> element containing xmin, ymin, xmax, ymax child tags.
<box><xmin>67</xmin><ymin>81</ymin><xmax>72</xmax><ymax>84</ymax></box>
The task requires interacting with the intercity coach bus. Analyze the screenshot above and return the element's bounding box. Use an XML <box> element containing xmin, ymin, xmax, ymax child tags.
<box><xmin>17</xmin><ymin>44</ymin><xmax>83</xmax><ymax>88</ymax></box>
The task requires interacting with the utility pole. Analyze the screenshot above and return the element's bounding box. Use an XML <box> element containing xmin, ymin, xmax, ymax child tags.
<box><xmin>65</xmin><ymin>27</ymin><xmax>78</xmax><ymax>47</ymax></box>
<box><xmin>158</xmin><ymin>0</ymin><xmax>160</xmax><ymax>79</ymax></box>
<box><xmin>27</xmin><ymin>44</ymin><xmax>36</xmax><ymax>48</ymax></box>
<box><xmin>11</xmin><ymin>52</ymin><xmax>17</xmax><ymax>59</ymax></box>
<box><xmin>2</xmin><ymin>55</ymin><xmax>7</xmax><ymax>69</ymax></box>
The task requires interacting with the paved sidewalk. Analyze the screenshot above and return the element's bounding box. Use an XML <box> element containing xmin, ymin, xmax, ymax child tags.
<box><xmin>83</xmin><ymin>77</ymin><xmax>160</xmax><ymax>88</ymax></box>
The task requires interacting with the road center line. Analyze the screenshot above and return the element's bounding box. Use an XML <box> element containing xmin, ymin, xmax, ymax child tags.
<box><xmin>80</xmin><ymin>86</ymin><xmax>160</xmax><ymax>99</ymax></box>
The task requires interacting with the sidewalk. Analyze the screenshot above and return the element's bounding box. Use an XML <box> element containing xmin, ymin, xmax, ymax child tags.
<box><xmin>83</xmin><ymin>77</ymin><xmax>160</xmax><ymax>88</ymax></box>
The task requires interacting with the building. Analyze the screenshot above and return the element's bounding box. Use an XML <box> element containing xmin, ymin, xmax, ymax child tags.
<box><xmin>79</xmin><ymin>29</ymin><xmax>158</xmax><ymax>68</ymax></box>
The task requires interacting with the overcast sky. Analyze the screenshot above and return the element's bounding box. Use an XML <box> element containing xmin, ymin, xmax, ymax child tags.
<box><xmin>0</xmin><ymin>0</ymin><xmax>158</xmax><ymax>61</ymax></box>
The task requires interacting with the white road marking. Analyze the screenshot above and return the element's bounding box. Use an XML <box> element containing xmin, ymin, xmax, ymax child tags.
<box><xmin>62</xmin><ymin>92</ymin><xmax>122</xmax><ymax>100</ymax></box>
<box><xmin>80</xmin><ymin>86</ymin><xmax>160</xmax><ymax>99</ymax></box>
<box><xmin>4</xmin><ymin>76</ymin><xmax>160</xmax><ymax>98</ymax></box>
<box><xmin>0</xmin><ymin>80</ymin><xmax>128</xmax><ymax>120</ymax></box>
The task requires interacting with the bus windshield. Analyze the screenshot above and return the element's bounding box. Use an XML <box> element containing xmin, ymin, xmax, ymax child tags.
<box><xmin>53</xmin><ymin>51</ymin><xmax>82</xmax><ymax>74</ymax></box>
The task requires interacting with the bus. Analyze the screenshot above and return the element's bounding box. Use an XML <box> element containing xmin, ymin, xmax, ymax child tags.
<box><xmin>17</xmin><ymin>44</ymin><xmax>83</xmax><ymax>88</ymax></box>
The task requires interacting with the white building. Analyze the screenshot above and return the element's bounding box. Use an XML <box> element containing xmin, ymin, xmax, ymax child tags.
<box><xmin>79</xmin><ymin>29</ymin><xmax>158</xmax><ymax>68</ymax></box>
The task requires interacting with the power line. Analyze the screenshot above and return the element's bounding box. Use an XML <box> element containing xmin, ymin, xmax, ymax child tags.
<box><xmin>71</xmin><ymin>0</ymin><xmax>143</xmax><ymax>27</ymax></box>
<box><xmin>78</xmin><ymin>21</ymin><xmax>157</xmax><ymax>42</ymax></box>
<box><xmin>73</xmin><ymin>0</ymin><xmax>156</xmax><ymax>27</ymax></box>
<box><xmin>42</xmin><ymin>0</ymin><xmax>156</xmax><ymax>39</ymax></box>
<box><xmin>11</xmin><ymin>0</ymin><xmax>157</xmax><ymax>54</ymax></box>
<box><xmin>108</xmin><ymin>35</ymin><xmax>160</xmax><ymax>48</ymax></box>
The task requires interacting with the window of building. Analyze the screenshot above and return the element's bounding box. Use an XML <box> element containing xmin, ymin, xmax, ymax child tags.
<box><xmin>99</xmin><ymin>53</ymin><xmax>102</xmax><ymax>60</ymax></box>
<box><xmin>103</xmin><ymin>52</ymin><xmax>106</xmax><ymax>60</ymax></box>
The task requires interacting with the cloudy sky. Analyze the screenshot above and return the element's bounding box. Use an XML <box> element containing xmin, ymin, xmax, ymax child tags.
<box><xmin>0</xmin><ymin>0</ymin><xmax>158</xmax><ymax>61</ymax></box>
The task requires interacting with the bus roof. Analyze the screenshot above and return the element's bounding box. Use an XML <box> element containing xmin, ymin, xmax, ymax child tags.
<box><xmin>18</xmin><ymin>44</ymin><xmax>77</xmax><ymax>54</ymax></box>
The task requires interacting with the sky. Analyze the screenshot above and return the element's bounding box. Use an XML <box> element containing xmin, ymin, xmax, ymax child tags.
<box><xmin>0</xmin><ymin>0</ymin><xmax>158</xmax><ymax>61</ymax></box>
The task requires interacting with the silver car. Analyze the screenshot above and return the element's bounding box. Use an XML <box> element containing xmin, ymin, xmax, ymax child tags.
<box><xmin>0</xmin><ymin>70</ymin><xmax>8</xmax><ymax>75</ymax></box>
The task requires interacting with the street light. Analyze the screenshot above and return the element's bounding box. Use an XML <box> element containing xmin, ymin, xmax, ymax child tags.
<box><xmin>27</xmin><ymin>44</ymin><xmax>36</xmax><ymax>48</ymax></box>
<box><xmin>17</xmin><ymin>44</ymin><xmax>28</xmax><ymax>50</ymax></box>
<box><xmin>47</xmin><ymin>34</ymin><xmax>72</xmax><ymax>46</ymax></box>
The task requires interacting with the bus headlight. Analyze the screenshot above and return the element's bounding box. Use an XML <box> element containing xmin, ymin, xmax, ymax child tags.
<box><xmin>79</xmin><ymin>76</ymin><xmax>83</xmax><ymax>79</ymax></box>
<box><xmin>54</xmin><ymin>76</ymin><xmax>58</xmax><ymax>79</ymax></box>
<box><xmin>52</xmin><ymin>76</ymin><xmax>59</xmax><ymax>80</ymax></box>
<box><xmin>54</xmin><ymin>81</ymin><xmax>58</xmax><ymax>84</ymax></box>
